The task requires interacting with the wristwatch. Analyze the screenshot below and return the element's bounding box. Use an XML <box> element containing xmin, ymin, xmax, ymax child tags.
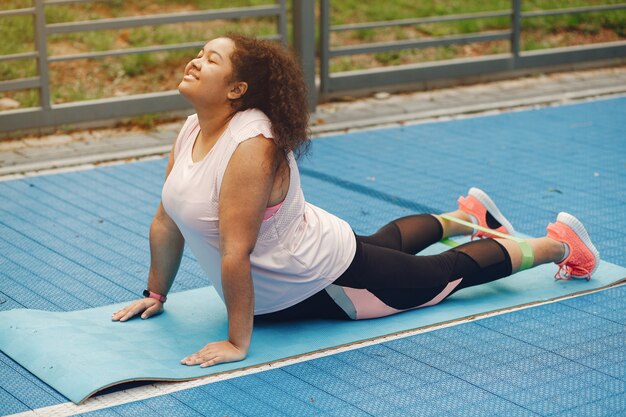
<box><xmin>143</xmin><ymin>289</ymin><xmax>167</xmax><ymax>303</ymax></box>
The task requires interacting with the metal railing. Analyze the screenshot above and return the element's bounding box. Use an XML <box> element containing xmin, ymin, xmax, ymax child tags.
<box><xmin>316</xmin><ymin>0</ymin><xmax>626</xmax><ymax>95</ymax></box>
<box><xmin>0</xmin><ymin>0</ymin><xmax>287</xmax><ymax>133</ymax></box>
<box><xmin>1</xmin><ymin>0</ymin><xmax>626</xmax><ymax>133</ymax></box>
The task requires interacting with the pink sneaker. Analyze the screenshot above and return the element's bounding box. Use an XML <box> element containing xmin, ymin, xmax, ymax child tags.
<box><xmin>546</xmin><ymin>212</ymin><xmax>600</xmax><ymax>281</ymax></box>
<box><xmin>457</xmin><ymin>187</ymin><xmax>515</xmax><ymax>239</ymax></box>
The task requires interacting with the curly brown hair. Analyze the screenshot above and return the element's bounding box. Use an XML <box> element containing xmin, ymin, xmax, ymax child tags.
<box><xmin>226</xmin><ymin>34</ymin><xmax>310</xmax><ymax>158</ymax></box>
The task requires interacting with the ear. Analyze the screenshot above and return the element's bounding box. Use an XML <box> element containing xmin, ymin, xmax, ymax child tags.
<box><xmin>227</xmin><ymin>81</ymin><xmax>248</xmax><ymax>100</ymax></box>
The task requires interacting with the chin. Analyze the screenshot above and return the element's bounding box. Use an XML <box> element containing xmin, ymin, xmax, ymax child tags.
<box><xmin>178</xmin><ymin>84</ymin><xmax>201</xmax><ymax>109</ymax></box>
<box><xmin>178</xmin><ymin>81</ymin><xmax>190</xmax><ymax>97</ymax></box>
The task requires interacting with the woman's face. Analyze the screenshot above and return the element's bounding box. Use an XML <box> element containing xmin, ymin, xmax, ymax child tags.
<box><xmin>178</xmin><ymin>37</ymin><xmax>237</xmax><ymax>107</ymax></box>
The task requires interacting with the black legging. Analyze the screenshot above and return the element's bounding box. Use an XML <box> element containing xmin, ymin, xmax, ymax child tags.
<box><xmin>257</xmin><ymin>214</ymin><xmax>513</xmax><ymax>321</ymax></box>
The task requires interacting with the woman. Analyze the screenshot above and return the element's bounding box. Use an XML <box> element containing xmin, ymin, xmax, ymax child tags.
<box><xmin>112</xmin><ymin>35</ymin><xmax>599</xmax><ymax>368</ymax></box>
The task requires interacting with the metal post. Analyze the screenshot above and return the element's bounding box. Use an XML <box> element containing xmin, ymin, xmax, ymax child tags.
<box><xmin>292</xmin><ymin>0</ymin><xmax>317</xmax><ymax>111</ymax></box>
<box><xmin>511</xmin><ymin>0</ymin><xmax>522</xmax><ymax>63</ymax></box>
<box><xmin>33</xmin><ymin>0</ymin><xmax>51</xmax><ymax>109</ymax></box>
<box><xmin>319</xmin><ymin>0</ymin><xmax>330</xmax><ymax>95</ymax></box>
<box><xmin>277</xmin><ymin>0</ymin><xmax>287</xmax><ymax>45</ymax></box>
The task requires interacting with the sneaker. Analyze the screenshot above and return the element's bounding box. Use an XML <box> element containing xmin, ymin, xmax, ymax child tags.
<box><xmin>546</xmin><ymin>212</ymin><xmax>600</xmax><ymax>281</ymax></box>
<box><xmin>457</xmin><ymin>187</ymin><xmax>515</xmax><ymax>239</ymax></box>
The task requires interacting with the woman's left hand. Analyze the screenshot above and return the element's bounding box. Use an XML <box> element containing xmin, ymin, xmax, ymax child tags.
<box><xmin>180</xmin><ymin>340</ymin><xmax>246</xmax><ymax>368</ymax></box>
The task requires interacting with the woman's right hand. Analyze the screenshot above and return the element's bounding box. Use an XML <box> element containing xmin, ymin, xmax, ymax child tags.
<box><xmin>111</xmin><ymin>298</ymin><xmax>163</xmax><ymax>322</ymax></box>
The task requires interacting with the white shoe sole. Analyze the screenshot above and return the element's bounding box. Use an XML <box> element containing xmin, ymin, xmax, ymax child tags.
<box><xmin>468</xmin><ymin>187</ymin><xmax>515</xmax><ymax>235</ymax></box>
<box><xmin>556</xmin><ymin>212</ymin><xmax>601</xmax><ymax>277</ymax></box>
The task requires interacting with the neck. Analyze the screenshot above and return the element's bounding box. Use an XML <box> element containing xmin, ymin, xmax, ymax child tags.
<box><xmin>195</xmin><ymin>104</ymin><xmax>234</xmax><ymax>142</ymax></box>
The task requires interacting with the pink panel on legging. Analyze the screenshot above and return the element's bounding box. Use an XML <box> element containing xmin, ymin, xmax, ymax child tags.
<box><xmin>417</xmin><ymin>278</ymin><xmax>463</xmax><ymax>308</ymax></box>
<box><xmin>342</xmin><ymin>278</ymin><xmax>463</xmax><ymax>320</ymax></box>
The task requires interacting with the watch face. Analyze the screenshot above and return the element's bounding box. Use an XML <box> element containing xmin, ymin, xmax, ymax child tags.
<box><xmin>143</xmin><ymin>290</ymin><xmax>150</xmax><ymax>297</ymax></box>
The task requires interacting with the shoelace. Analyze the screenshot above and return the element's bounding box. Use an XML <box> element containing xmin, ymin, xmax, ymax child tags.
<box><xmin>554</xmin><ymin>264</ymin><xmax>591</xmax><ymax>281</ymax></box>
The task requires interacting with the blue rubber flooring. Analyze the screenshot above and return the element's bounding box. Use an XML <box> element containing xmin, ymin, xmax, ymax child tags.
<box><xmin>1</xmin><ymin>97</ymin><xmax>625</xmax><ymax>416</ymax></box>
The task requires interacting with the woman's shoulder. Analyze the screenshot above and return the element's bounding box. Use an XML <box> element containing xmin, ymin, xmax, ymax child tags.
<box><xmin>184</xmin><ymin>113</ymin><xmax>199</xmax><ymax>129</ymax></box>
<box><xmin>235</xmin><ymin>108</ymin><xmax>270</xmax><ymax>124</ymax></box>
<box><xmin>178</xmin><ymin>113</ymin><xmax>200</xmax><ymax>138</ymax></box>
<box><xmin>173</xmin><ymin>114</ymin><xmax>200</xmax><ymax>159</ymax></box>
<box><xmin>230</xmin><ymin>108</ymin><xmax>273</xmax><ymax>142</ymax></box>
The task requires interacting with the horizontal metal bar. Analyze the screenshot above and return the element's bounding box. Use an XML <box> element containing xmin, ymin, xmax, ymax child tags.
<box><xmin>329</xmin><ymin>4</ymin><xmax>626</xmax><ymax>33</ymax></box>
<box><xmin>324</xmin><ymin>41</ymin><xmax>626</xmax><ymax>93</ymax></box>
<box><xmin>325</xmin><ymin>54</ymin><xmax>514</xmax><ymax>92</ymax></box>
<box><xmin>0</xmin><ymin>7</ymin><xmax>35</xmax><ymax>17</ymax></box>
<box><xmin>523</xmin><ymin>3</ymin><xmax>626</xmax><ymax>18</ymax></box>
<box><xmin>0</xmin><ymin>77</ymin><xmax>40</xmax><ymax>93</ymax></box>
<box><xmin>329</xmin><ymin>31</ymin><xmax>511</xmax><ymax>58</ymax></box>
<box><xmin>516</xmin><ymin>41</ymin><xmax>626</xmax><ymax>67</ymax></box>
<box><xmin>46</xmin><ymin>5</ymin><xmax>281</xmax><ymax>34</ymax></box>
<box><xmin>331</xmin><ymin>10</ymin><xmax>511</xmax><ymax>32</ymax></box>
<box><xmin>48</xmin><ymin>41</ymin><xmax>207</xmax><ymax>62</ymax></box>
<box><xmin>47</xmin><ymin>33</ymin><xmax>282</xmax><ymax>62</ymax></box>
<box><xmin>0</xmin><ymin>52</ymin><xmax>38</xmax><ymax>63</ymax></box>
<box><xmin>0</xmin><ymin>90</ymin><xmax>190</xmax><ymax>133</ymax></box>
<box><xmin>44</xmin><ymin>0</ymin><xmax>97</xmax><ymax>5</ymax></box>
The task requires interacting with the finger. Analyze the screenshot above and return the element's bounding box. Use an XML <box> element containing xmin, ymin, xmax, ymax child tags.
<box><xmin>200</xmin><ymin>357</ymin><xmax>220</xmax><ymax>368</ymax></box>
<box><xmin>119</xmin><ymin>304</ymin><xmax>145</xmax><ymax>322</ymax></box>
<box><xmin>181</xmin><ymin>357</ymin><xmax>195</xmax><ymax>365</ymax></box>
<box><xmin>181</xmin><ymin>346</ymin><xmax>210</xmax><ymax>364</ymax></box>
<box><xmin>141</xmin><ymin>304</ymin><xmax>162</xmax><ymax>319</ymax></box>
<box><xmin>111</xmin><ymin>307</ymin><xmax>129</xmax><ymax>321</ymax></box>
<box><xmin>181</xmin><ymin>352</ymin><xmax>213</xmax><ymax>366</ymax></box>
<box><xmin>181</xmin><ymin>354</ymin><xmax>204</xmax><ymax>365</ymax></box>
<box><xmin>180</xmin><ymin>354</ymin><xmax>194</xmax><ymax>364</ymax></box>
<box><xmin>111</xmin><ymin>307</ymin><xmax>126</xmax><ymax>316</ymax></box>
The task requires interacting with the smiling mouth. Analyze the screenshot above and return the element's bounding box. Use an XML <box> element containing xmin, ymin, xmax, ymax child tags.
<box><xmin>184</xmin><ymin>71</ymin><xmax>200</xmax><ymax>81</ymax></box>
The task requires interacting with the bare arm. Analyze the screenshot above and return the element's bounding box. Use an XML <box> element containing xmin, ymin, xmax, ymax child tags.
<box><xmin>180</xmin><ymin>135</ymin><xmax>280</xmax><ymax>366</ymax></box>
<box><xmin>112</xmin><ymin>145</ymin><xmax>184</xmax><ymax>321</ymax></box>
<box><xmin>147</xmin><ymin>201</ymin><xmax>184</xmax><ymax>296</ymax></box>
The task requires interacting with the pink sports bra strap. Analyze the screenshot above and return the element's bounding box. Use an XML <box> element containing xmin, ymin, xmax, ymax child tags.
<box><xmin>263</xmin><ymin>201</ymin><xmax>283</xmax><ymax>220</ymax></box>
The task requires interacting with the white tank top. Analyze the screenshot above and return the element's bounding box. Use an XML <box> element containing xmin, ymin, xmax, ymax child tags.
<box><xmin>161</xmin><ymin>109</ymin><xmax>356</xmax><ymax>314</ymax></box>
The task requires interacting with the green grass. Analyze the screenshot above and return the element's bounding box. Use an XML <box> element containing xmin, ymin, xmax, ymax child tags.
<box><xmin>0</xmin><ymin>58</ymin><xmax>37</xmax><ymax>82</ymax></box>
<box><xmin>0</xmin><ymin>13</ymin><xmax>37</xmax><ymax>107</ymax></box>
<box><xmin>120</xmin><ymin>54</ymin><xmax>156</xmax><ymax>77</ymax></box>
<box><xmin>0</xmin><ymin>0</ymin><xmax>30</xmax><ymax>9</ymax></box>
<box><xmin>0</xmin><ymin>0</ymin><xmax>625</xmax><ymax>107</ymax></box>
<box><xmin>326</xmin><ymin>1</ymin><xmax>625</xmax><ymax>74</ymax></box>
<box><xmin>0</xmin><ymin>15</ymin><xmax>33</xmax><ymax>55</ymax></box>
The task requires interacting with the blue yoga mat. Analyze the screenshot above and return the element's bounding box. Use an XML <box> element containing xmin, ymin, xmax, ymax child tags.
<box><xmin>1</xmin><ymin>238</ymin><xmax>624</xmax><ymax>405</ymax></box>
